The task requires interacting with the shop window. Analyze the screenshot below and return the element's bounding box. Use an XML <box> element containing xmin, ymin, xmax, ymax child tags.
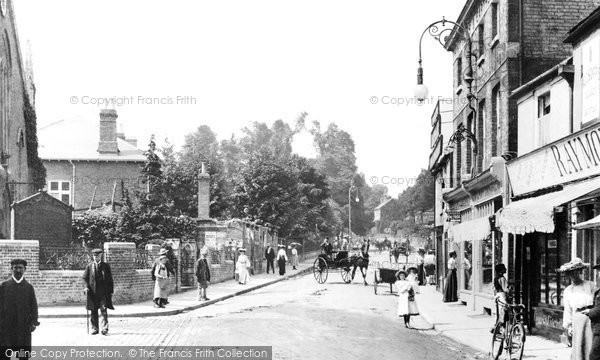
<box><xmin>538</xmin><ymin>212</ymin><xmax>571</xmax><ymax>306</ymax></box>
<box><xmin>463</xmin><ymin>241</ymin><xmax>473</xmax><ymax>291</ymax></box>
<box><xmin>482</xmin><ymin>235</ymin><xmax>494</xmax><ymax>294</ymax></box>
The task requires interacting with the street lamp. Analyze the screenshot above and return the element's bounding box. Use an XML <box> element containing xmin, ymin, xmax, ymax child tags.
<box><xmin>416</xmin><ymin>16</ymin><xmax>478</xmax><ymax>153</ymax></box>
<box><xmin>348</xmin><ymin>183</ymin><xmax>359</xmax><ymax>244</ymax></box>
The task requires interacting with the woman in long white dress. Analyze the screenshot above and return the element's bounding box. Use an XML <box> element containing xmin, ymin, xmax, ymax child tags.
<box><xmin>559</xmin><ymin>258</ymin><xmax>597</xmax><ymax>360</ymax></box>
<box><xmin>396</xmin><ymin>270</ymin><xmax>419</xmax><ymax>328</ymax></box>
<box><xmin>236</xmin><ymin>248</ymin><xmax>251</xmax><ymax>284</ymax></box>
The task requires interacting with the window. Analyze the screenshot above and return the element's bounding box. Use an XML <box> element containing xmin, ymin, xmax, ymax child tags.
<box><xmin>456</xmin><ymin>56</ymin><xmax>463</xmax><ymax>86</ymax></box>
<box><xmin>491</xmin><ymin>85</ymin><xmax>500</xmax><ymax>157</ymax></box>
<box><xmin>466</xmin><ymin>116</ymin><xmax>473</xmax><ymax>173</ymax></box>
<box><xmin>477</xmin><ymin>100</ymin><xmax>486</xmax><ymax>173</ymax></box>
<box><xmin>538</xmin><ymin>92</ymin><xmax>551</xmax><ymax>118</ymax></box>
<box><xmin>491</xmin><ymin>3</ymin><xmax>498</xmax><ymax>39</ymax></box>
<box><xmin>478</xmin><ymin>24</ymin><xmax>485</xmax><ymax>58</ymax></box>
<box><xmin>48</xmin><ymin>180</ymin><xmax>71</xmax><ymax>205</ymax></box>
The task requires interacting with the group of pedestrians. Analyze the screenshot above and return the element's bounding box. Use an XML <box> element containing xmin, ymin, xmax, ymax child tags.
<box><xmin>264</xmin><ymin>243</ymin><xmax>299</xmax><ymax>276</ymax></box>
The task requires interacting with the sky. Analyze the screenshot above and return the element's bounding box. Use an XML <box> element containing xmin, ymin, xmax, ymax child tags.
<box><xmin>13</xmin><ymin>0</ymin><xmax>464</xmax><ymax>197</ymax></box>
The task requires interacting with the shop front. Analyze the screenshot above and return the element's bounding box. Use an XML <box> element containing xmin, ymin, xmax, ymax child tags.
<box><xmin>498</xmin><ymin>125</ymin><xmax>600</xmax><ymax>341</ymax></box>
<box><xmin>443</xmin><ymin>163</ymin><xmax>505</xmax><ymax>314</ymax></box>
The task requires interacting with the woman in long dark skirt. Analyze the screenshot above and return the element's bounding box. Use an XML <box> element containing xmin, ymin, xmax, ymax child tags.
<box><xmin>443</xmin><ymin>251</ymin><xmax>458</xmax><ymax>302</ymax></box>
<box><xmin>277</xmin><ymin>245</ymin><xmax>288</xmax><ymax>275</ymax></box>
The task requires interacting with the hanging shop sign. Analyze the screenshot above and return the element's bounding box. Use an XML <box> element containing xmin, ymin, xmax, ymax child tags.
<box><xmin>446</xmin><ymin>210</ymin><xmax>461</xmax><ymax>222</ymax></box>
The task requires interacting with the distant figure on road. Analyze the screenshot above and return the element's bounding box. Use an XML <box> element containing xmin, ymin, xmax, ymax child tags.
<box><xmin>236</xmin><ymin>248</ymin><xmax>251</xmax><ymax>284</ymax></box>
<box><xmin>291</xmin><ymin>245</ymin><xmax>299</xmax><ymax>270</ymax></box>
<box><xmin>341</xmin><ymin>237</ymin><xmax>349</xmax><ymax>251</ymax></box>
<box><xmin>0</xmin><ymin>259</ymin><xmax>40</xmax><ymax>357</ymax></box>
<box><xmin>265</xmin><ymin>244</ymin><xmax>276</xmax><ymax>274</ymax></box>
<box><xmin>395</xmin><ymin>269</ymin><xmax>419</xmax><ymax>328</ymax></box>
<box><xmin>277</xmin><ymin>245</ymin><xmax>288</xmax><ymax>275</ymax></box>
<box><xmin>443</xmin><ymin>251</ymin><xmax>458</xmax><ymax>302</ymax></box>
<box><xmin>82</xmin><ymin>248</ymin><xmax>114</xmax><ymax>335</ymax></box>
<box><xmin>195</xmin><ymin>247</ymin><xmax>211</xmax><ymax>301</ymax></box>
<box><xmin>153</xmin><ymin>255</ymin><xmax>171</xmax><ymax>308</ymax></box>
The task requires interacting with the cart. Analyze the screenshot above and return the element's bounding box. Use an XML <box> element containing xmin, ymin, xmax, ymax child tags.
<box><xmin>373</xmin><ymin>262</ymin><xmax>415</xmax><ymax>295</ymax></box>
<box><xmin>313</xmin><ymin>250</ymin><xmax>353</xmax><ymax>284</ymax></box>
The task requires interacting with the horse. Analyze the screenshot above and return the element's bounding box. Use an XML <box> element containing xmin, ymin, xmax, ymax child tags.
<box><xmin>349</xmin><ymin>241</ymin><xmax>370</xmax><ymax>285</ymax></box>
<box><xmin>348</xmin><ymin>254</ymin><xmax>369</xmax><ymax>285</ymax></box>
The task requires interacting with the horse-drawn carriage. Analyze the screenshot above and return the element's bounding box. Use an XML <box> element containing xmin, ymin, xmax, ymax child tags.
<box><xmin>313</xmin><ymin>250</ymin><xmax>353</xmax><ymax>284</ymax></box>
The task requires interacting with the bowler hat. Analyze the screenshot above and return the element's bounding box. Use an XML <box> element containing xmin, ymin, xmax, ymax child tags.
<box><xmin>10</xmin><ymin>259</ymin><xmax>27</xmax><ymax>267</ymax></box>
<box><xmin>91</xmin><ymin>248</ymin><xmax>103</xmax><ymax>255</ymax></box>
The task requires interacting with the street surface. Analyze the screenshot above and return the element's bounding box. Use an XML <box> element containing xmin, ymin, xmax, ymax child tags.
<box><xmin>34</xmin><ymin>251</ymin><xmax>483</xmax><ymax>360</ymax></box>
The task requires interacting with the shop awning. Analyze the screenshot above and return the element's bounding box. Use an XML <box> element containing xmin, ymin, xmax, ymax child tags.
<box><xmin>574</xmin><ymin>214</ymin><xmax>600</xmax><ymax>230</ymax></box>
<box><xmin>498</xmin><ymin>176</ymin><xmax>600</xmax><ymax>235</ymax></box>
<box><xmin>448</xmin><ymin>217</ymin><xmax>491</xmax><ymax>242</ymax></box>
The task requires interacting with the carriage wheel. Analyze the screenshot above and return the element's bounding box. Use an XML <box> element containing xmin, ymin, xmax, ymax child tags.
<box><xmin>313</xmin><ymin>258</ymin><xmax>328</xmax><ymax>284</ymax></box>
<box><xmin>373</xmin><ymin>271</ymin><xmax>379</xmax><ymax>295</ymax></box>
<box><xmin>340</xmin><ymin>267</ymin><xmax>352</xmax><ymax>284</ymax></box>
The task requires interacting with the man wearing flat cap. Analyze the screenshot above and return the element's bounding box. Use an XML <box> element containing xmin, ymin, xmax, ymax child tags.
<box><xmin>82</xmin><ymin>248</ymin><xmax>114</xmax><ymax>335</ymax></box>
<box><xmin>0</xmin><ymin>259</ymin><xmax>39</xmax><ymax>356</ymax></box>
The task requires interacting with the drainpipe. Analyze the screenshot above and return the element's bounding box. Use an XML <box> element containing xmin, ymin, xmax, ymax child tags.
<box><xmin>69</xmin><ymin>160</ymin><xmax>76</xmax><ymax>212</ymax></box>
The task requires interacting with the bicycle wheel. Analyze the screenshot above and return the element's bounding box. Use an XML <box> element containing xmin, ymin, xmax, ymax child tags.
<box><xmin>490</xmin><ymin>322</ymin><xmax>504</xmax><ymax>360</ymax></box>
<box><xmin>508</xmin><ymin>322</ymin><xmax>526</xmax><ymax>360</ymax></box>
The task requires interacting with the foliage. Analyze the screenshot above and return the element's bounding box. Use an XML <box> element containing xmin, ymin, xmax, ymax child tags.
<box><xmin>72</xmin><ymin>212</ymin><xmax>119</xmax><ymax>248</ymax></box>
<box><xmin>23</xmin><ymin>91</ymin><xmax>46</xmax><ymax>191</ymax></box>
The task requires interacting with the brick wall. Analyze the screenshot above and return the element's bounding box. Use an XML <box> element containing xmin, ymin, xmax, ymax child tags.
<box><xmin>43</xmin><ymin>160</ymin><xmax>145</xmax><ymax>211</ymax></box>
<box><xmin>0</xmin><ymin>240</ymin><xmax>158</xmax><ymax>306</ymax></box>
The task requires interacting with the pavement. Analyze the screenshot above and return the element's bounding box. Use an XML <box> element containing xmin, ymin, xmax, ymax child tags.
<box><xmin>38</xmin><ymin>257</ymin><xmax>316</xmax><ymax>318</ymax></box>
<box><xmin>416</xmin><ymin>284</ymin><xmax>571</xmax><ymax>360</ymax></box>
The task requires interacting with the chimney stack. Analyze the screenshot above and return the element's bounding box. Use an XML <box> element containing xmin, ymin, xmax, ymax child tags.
<box><xmin>197</xmin><ymin>162</ymin><xmax>210</xmax><ymax>219</ymax></box>
<box><xmin>98</xmin><ymin>109</ymin><xmax>119</xmax><ymax>154</ymax></box>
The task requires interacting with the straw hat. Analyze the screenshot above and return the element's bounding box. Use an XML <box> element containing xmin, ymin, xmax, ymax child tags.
<box><xmin>557</xmin><ymin>257</ymin><xmax>589</xmax><ymax>273</ymax></box>
<box><xmin>395</xmin><ymin>270</ymin><xmax>407</xmax><ymax>279</ymax></box>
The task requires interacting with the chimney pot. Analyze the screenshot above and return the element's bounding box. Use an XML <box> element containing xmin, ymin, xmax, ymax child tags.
<box><xmin>98</xmin><ymin>109</ymin><xmax>119</xmax><ymax>154</ymax></box>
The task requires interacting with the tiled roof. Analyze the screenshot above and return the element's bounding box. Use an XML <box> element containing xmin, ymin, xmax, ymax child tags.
<box><xmin>38</xmin><ymin>116</ymin><xmax>146</xmax><ymax>162</ymax></box>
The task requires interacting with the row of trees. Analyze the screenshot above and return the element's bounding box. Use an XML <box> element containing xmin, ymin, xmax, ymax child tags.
<box><xmin>74</xmin><ymin>115</ymin><xmax>381</xmax><ymax>247</ymax></box>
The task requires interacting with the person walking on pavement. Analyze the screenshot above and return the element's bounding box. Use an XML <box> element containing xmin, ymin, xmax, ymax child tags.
<box><xmin>291</xmin><ymin>245</ymin><xmax>299</xmax><ymax>270</ymax></box>
<box><xmin>559</xmin><ymin>258</ymin><xmax>596</xmax><ymax>360</ymax></box>
<box><xmin>82</xmin><ymin>248</ymin><xmax>114</xmax><ymax>335</ymax></box>
<box><xmin>0</xmin><ymin>259</ymin><xmax>40</xmax><ymax>357</ymax></box>
<box><xmin>195</xmin><ymin>247</ymin><xmax>211</xmax><ymax>301</ymax></box>
<box><xmin>583</xmin><ymin>258</ymin><xmax>600</xmax><ymax>360</ymax></box>
<box><xmin>443</xmin><ymin>251</ymin><xmax>458</xmax><ymax>302</ymax></box>
<box><xmin>395</xmin><ymin>269</ymin><xmax>419</xmax><ymax>328</ymax></box>
<box><xmin>424</xmin><ymin>250</ymin><xmax>436</xmax><ymax>285</ymax></box>
<box><xmin>277</xmin><ymin>245</ymin><xmax>288</xmax><ymax>275</ymax></box>
<box><xmin>416</xmin><ymin>249</ymin><xmax>425</xmax><ymax>286</ymax></box>
<box><xmin>153</xmin><ymin>255</ymin><xmax>171</xmax><ymax>308</ymax></box>
<box><xmin>236</xmin><ymin>248</ymin><xmax>251</xmax><ymax>284</ymax></box>
<box><xmin>265</xmin><ymin>244</ymin><xmax>275</xmax><ymax>274</ymax></box>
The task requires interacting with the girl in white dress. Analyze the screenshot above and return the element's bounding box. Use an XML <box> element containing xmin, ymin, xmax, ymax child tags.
<box><xmin>396</xmin><ymin>270</ymin><xmax>419</xmax><ymax>328</ymax></box>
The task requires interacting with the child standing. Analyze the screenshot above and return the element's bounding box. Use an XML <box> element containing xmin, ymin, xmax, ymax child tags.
<box><xmin>396</xmin><ymin>270</ymin><xmax>419</xmax><ymax>328</ymax></box>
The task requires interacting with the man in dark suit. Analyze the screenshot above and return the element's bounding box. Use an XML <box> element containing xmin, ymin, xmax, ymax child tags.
<box><xmin>82</xmin><ymin>248</ymin><xmax>114</xmax><ymax>335</ymax></box>
<box><xmin>265</xmin><ymin>245</ymin><xmax>275</xmax><ymax>274</ymax></box>
<box><xmin>585</xmin><ymin>260</ymin><xmax>600</xmax><ymax>359</ymax></box>
<box><xmin>195</xmin><ymin>247</ymin><xmax>211</xmax><ymax>301</ymax></box>
<box><xmin>0</xmin><ymin>259</ymin><xmax>39</xmax><ymax>358</ymax></box>
<box><xmin>321</xmin><ymin>237</ymin><xmax>333</xmax><ymax>259</ymax></box>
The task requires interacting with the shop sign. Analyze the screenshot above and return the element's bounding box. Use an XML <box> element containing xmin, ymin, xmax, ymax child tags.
<box><xmin>446</xmin><ymin>210</ymin><xmax>461</xmax><ymax>222</ymax></box>
<box><xmin>507</xmin><ymin>123</ymin><xmax>600</xmax><ymax>196</ymax></box>
<box><xmin>582</xmin><ymin>33</ymin><xmax>600</xmax><ymax>125</ymax></box>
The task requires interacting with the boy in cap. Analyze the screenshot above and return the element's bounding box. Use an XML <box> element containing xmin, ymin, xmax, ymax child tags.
<box><xmin>195</xmin><ymin>246</ymin><xmax>211</xmax><ymax>301</ymax></box>
<box><xmin>82</xmin><ymin>248</ymin><xmax>114</xmax><ymax>335</ymax></box>
<box><xmin>0</xmin><ymin>259</ymin><xmax>39</xmax><ymax>355</ymax></box>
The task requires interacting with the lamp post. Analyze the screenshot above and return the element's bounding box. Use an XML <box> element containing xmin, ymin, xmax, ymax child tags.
<box><xmin>415</xmin><ymin>16</ymin><xmax>478</xmax><ymax>154</ymax></box>
<box><xmin>348</xmin><ymin>183</ymin><xmax>360</xmax><ymax>244</ymax></box>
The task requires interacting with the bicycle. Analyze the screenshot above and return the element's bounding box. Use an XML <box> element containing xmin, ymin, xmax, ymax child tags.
<box><xmin>491</xmin><ymin>298</ymin><xmax>527</xmax><ymax>360</ymax></box>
